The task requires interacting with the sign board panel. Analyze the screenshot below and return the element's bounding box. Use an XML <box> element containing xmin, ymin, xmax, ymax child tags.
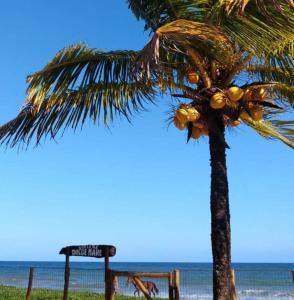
<box><xmin>59</xmin><ymin>245</ymin><xmax>116</xmax><ymax>258</ymax></box>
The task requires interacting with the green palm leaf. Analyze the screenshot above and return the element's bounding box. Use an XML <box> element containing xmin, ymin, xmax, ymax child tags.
<box><xmin>244</xmin><ymin>118</ymin><xmax>294</xmax><ymax>148</ymax></box>
<box><xmin>209</xmin><ymin>1</ymin><xmax>294</xmax><ymax>56</ymax></box>
<box><xmin>218</xmin><ymin>0</ymin><xmax>294</xmax><ymax>16</ymax></box>
<box><xmin>127</xmin><ymin>0</ymin><xmax>209</xmax><ymax>31</ymax></box>
<box><xmin>26</xmin><ymin>44</ymin><xmax>141</xmax><ymax>106</ymax></box>
<box><xmin>0</xmin><ymin>81</ymin><xmax>156</xmax><ymax>147</ymax></box>
<box><xmin>271</xmin><ymin>84</ymin><xmax>294</xmax><ymax>106</ymax></box>
<box><xmin>0</xmin><ymin>44</ymin><xmax>157</xmax><ymax>147</ymax></box>
<box><xmin>246</xmin><ymin>65</ymin><xmax>294</xmax><ymax>86</ymax></box>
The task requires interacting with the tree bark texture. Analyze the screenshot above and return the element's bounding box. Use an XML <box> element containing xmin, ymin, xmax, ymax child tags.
<box><xmin>209</xmin><ymin>113</ymin><xmax>231</xmax><ymax>300</ymax></box>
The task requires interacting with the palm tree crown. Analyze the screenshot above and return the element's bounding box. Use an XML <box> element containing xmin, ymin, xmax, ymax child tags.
<box><xmin>0</xmin><ymin>0</ymin><xmax>293</xmax><ymax>148</ymax></box>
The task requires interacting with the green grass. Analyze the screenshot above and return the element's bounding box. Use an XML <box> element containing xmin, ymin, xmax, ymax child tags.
<box><xmin>0</xmin><ymin>285</ymin><xmax>100</xmax><ymax>299</ymax></box>
<box><xmin>0</xmin><ymin>285</ymin><xmax>163</xmax><ymax>300</ymax></box>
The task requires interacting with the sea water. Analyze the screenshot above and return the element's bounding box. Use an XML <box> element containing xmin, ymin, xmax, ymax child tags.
<box><xmin>0</xmin><ymin>262</ymin><xmax>293</xmax><ymax>299</ymax></box>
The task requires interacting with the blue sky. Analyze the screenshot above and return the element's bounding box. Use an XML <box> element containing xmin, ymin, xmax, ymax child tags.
<box><xmin>0</xmin><ymin>0</ymin><xmax>293</xmax><ymax>263</ymax></box>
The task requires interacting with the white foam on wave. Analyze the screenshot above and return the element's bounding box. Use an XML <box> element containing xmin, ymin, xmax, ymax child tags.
<box><xmin>238</xmin><ymin>289</ymin><xmax>294</xmax><ymax>299</ymax></box>
<box><xmin>179</xmin><ymin>293</ymin><xmax>212</xmax><ymax>300</ymax></box>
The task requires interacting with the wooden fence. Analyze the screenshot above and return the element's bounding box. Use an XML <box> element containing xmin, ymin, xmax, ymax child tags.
<box><xmin>106</xmin><ymin>270</ymin><xmax>180</xmax><ymax>300</ymax></box>
<box><xmin>23</xmin><ymin>267</ymin><xmax>241</xmax><ymax>300</ymax></box>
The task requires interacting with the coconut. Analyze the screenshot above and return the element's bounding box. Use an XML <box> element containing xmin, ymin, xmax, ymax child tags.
<box><xmin>187</xmin><ymin>72</ymin><xmax>199</xmax><ymax>84</ymax></box>
<box><xmin>191</xmin><ymin>127</ymin><xmax>202</xmax><ymax>139</ymax></box>
<box><xmin>210</xmin><ymin>92</ymin><xmax>226</xmax><ymax>109</ymax></box>
<box><xmin>173</xmin><ymin>116</ymin><xmax>186</xmax><ymax>130</ymax></box>
<box><xmin>186</xmin><ymin>107</ymin><xmax>200</xmax><ymax>122</ymax></box>
<box><xmin>250</xmin><ymin>105</ymin><xmax>263</xmax><ymax>121</ymax></box>
<box><xmin>227</xmin><ymin>86</ymin><xmax>244</xmax><ymax>102</ymax></box>
<box><xmin>176</xmin><ymin>108</ymin><xmax>189</xmax><ymax>123</ymax></box>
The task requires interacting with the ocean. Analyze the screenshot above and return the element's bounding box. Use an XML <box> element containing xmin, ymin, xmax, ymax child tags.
<box><xmin>0</xmin><ymin>262</ymin><xmax>293</xmax><ymax>299</ymax></box>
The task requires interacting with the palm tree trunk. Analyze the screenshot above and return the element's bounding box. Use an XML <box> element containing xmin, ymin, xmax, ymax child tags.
<box><xmin>208</xmin><ymin>113</ymin><xmax>231</xmax><ymax>300</ymax></box>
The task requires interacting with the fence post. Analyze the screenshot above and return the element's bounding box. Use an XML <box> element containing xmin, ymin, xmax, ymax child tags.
<box><xmin>173</xmin><ymin>269</ymin><xmax>180</xmax><ymax>300</ymax></box>
<box><xmin>168</xmin><ymin>271</ymin><xmax>174</xmax><ymax>300</ymax></box>
<box><xmin>25</xmin><ymin>267</ymin><xmax>34</xmax><ymax>300</ymax></box>
<box><xmin>230</xmin><ymin>269</ymin><xmax>237</xmax><ymax>300</ymax></box>
<box><xmin>106</xmin><ymin>271</ymin><xmax>116</xmax><ymax>300</ymax></box>
<box><xmin>63</xmin><ymin>254</ymin><xmax>70</xmax><ymax>300</ymax></box>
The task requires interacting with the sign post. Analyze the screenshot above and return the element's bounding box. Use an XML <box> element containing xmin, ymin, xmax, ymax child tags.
<box><xmin>59</xmin><ymin>245</ymin><xmax>116</xmax><ymax>300</ymax></box>
<box><xmin>105</xmin><ymin>247</ymin><xmax>110</xmax><ymax>299</ymax></box>
<box><xmin>63</xmin><ymin>253</ymin><xmax>70</xmax><ymax>300</ymax></box>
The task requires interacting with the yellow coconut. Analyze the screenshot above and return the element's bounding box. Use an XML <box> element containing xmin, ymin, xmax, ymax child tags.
<box><xmin>210</xmin><ymin>92</ymin><xmax>226</xmax><ymax>109</ymax></box>
<box><xmin>173</xmin><ymin>116</ymin><xmax>186</xmax><ymax>130</ymax></box>
<box><xmin>227</xmin><ymin>86</ymin><xmax>244</xmax><ymax>102</ymax></box>
<box><xmin>187</xmin><ymin>72</ymin><xmax>200</xmax><ymax>84</ymax></box>
<box><xmin>186</xmin><ymin>107</ymin><xmax>200</xmax><ymax>122</ymax></box>
<box><xmin>191</xmin><ymin>127</ymin><xmax>202</xmax><ymax>139</ymax></box>
<box><xmin>250</xmin><ymin>105</ymin><xmax>263</xmax><ymax>121</ymax></box>
<box><xmin>176</xmin><ymin>108</ymin><xmax>189</xmax><ymax>123</ymax></box>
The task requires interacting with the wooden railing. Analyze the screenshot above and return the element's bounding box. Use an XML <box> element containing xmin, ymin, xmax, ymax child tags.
<box><xmin>106</xmin><ymin>269</ymin><xmax>180</xmax><ymax>300</ymax></box>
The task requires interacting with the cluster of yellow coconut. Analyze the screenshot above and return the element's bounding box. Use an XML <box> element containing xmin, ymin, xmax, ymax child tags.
<box><xmin>210</xmin><ymin>86</ymin><xmax>266</xmax><ymax>122</ymax></box>
<box><xmin>173</xmin><ymin>86</ymin><xmax>267</xmax><ymax>138</ymax></box>
<box><xmin>186</xmin><ymin>71</ymin><xmax>266</xmax><ymax>123</ymax></box>
<box><xmin>173</xmin><ymin>105</ymin><xmax>208</xmax><ymax>139</ymax></box>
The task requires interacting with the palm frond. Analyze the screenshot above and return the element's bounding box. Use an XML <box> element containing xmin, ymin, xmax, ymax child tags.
<box><xmin>209</xmin><ymin>1</ymin><xmax>294</xmax><ymax>56</ymax></box>
<box><xmin>244</xmin><ymin>118</ymin><xmax>294</xmax><ymax>148</ymax></box>
<box><xmin>246</xmin><ymin>65</ymin><xmax>294</xmax><ymax>86</ymax></box>
<box><xmin>218</xmin><ymin>0</ymin><xmax>294</xmax><ymax>17</ymax></box>
<box><xmin>271</xmin><ymin>119</ymin><xmax>294</xmax><ymax>136</ymax></box>
<box><xmin>156</xmin><ymin>19</ymin><xmax>227</xmax><ymax>41</ymax></box>
<box><xmin>0</xmin><ymin>44</ymin><xmax>158</xmax><ymax>147</ymax></box>
<box><xmin>135</xmin><ymin>19</ymin><xmax>236</xmax><ymax>79</ymax></box>
<box><xmin>127</xmin><ymin>0</ymin><xmax>209</xmax><ymax>31</ymax></box>
<box><xmin>271</xmin><ymin>84</ymin><xmax>294</xmax><ymax>106</ymax></box>
<box><xmin>0</xmin><ymin>81</ymin><xmax>156</xmax><ymax>147</ymax></box>
<box><xmin>245</xmin><ymin>52</ymin><xmax>294</xmax><ymax>101</ymax></box>
<box><xmin>26</xmin><ymin>43</ymin><xmax>141</xmax><ymax>107</ymax></box>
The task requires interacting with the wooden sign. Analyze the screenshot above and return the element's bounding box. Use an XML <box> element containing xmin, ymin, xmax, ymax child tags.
<box><xmin>59</xmin><ymin>245</ymin><xmax>116</xmax><ymax>258</ymax></box>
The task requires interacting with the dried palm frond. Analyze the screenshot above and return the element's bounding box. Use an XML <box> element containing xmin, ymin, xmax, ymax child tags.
<box><xmin>135</xmin><ymin>19</ymin><xmax>235</xmax><ymax>81</ymax></box>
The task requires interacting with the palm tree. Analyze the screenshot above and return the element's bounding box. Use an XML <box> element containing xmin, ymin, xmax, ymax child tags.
<box><xmin>1</xmin><ymin>1</ymin><xmax>293</xmax><ymax>299</ymax></box>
